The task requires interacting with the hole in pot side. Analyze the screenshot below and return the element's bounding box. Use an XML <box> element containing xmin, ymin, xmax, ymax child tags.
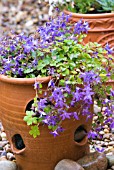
<box><xmin>12</xmin><ymin>134</ymin><xmax>25</xmax><ymax>150</ymax></box>
<box><xmin>74</xmin><ymin>125</ymin><xmax>87</xmax><ymax>143</ymax></box>
<box><xmin>25</xmin><ymin>99</ymin><xmax>34</xmax><ymax>111</ymax></box>
<box><xmin>25</xmin><ymin>99</ymin><xmax>54</xmax><ymax>115</ymax></box>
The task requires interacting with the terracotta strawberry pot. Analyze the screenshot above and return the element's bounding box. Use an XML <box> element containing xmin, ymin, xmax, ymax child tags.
<box><xmin>105</xmin><ymin>80</ymin><xmax>114</xmax><ymax>89</ymax></box>
<box><xmin>65</xmin><ymin>11</ymin><xmax>114</xmax><ymax>48</ymax></box>
<box><xmin>0</xmin><ymin>75</ymin><xmax>93</xmax><ymax>170</ymax></box>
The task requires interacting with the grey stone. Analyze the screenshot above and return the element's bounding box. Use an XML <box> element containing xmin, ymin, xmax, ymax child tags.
<box><xmin>77</xmin><ymin>151</ymin><xmax>108</xmax><ymax>170</ymax></box>
<box><xmin>7</xmin><ymin>153</ymin><xmax>15</xmax><ymax>161</ymax></box>
<box><xmin>108</xmin><ymin>141</ymin><xmax>114</xmax><ymax>146</ymax></box>
<box><xmin>0</xmin><ymin>161</ymin><xmax>17</xmax><ymax>170</ymax></box>
<box><xmin>54</xmin><ymin>159</ymin><xmax>84</xmax><ymax>170</ymax></box>
<box><xmin>0</xmin><ymin>141</ymin><xmax>8</xmax><ymax>150</ymax></box>
<box><xmin>112</xmin><ymin>165</ymin><xmax>114</xmax><ymax>170</ymax></box>
<box><xmin>106</xmin><ymin>155</ymin><xmax>114</xmax><ymax>167</ymax></box>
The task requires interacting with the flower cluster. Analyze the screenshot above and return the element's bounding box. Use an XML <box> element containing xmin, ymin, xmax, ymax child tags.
<box><xmin>0</xmin><ymin>13</ymin><xmax>114</xmax><ymax>140</ymax></box>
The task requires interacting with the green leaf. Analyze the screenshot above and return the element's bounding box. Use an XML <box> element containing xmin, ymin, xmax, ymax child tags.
<box><xmin>24</xmin><ymin>111</ymin><xmax>37</xmax><ymax>125</ymax></box>
<box><xmin>59</xmin><ymin>79</ymin><xmax>65</xmax><ymax>86</ymax></box>
<box><xmin>44</xmin><ymin>106</ymin><xmax>51</xmax><ymax>113</ymax></box>
<box><xmin>24</xmin><ymin>68</ymin><xmax>34</xmax><ymax>74</ymax></box>
<box><xmin>39</xmin><ymin>83</ymin><xmax>42</xmax><ymax>88</ymax></box>
<box><xmin>29</xmin><ymin>126</ymin><xmax>40</xmax><ymax>138</ymax></box>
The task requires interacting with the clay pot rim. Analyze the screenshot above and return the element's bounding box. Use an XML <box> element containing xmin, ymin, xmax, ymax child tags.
<box><xmin>0</xmin><ymin>74</ymin><xmax>51</xmax><ymax>85</ymax></box>
<box><xmin>64</xmin><ymin>10</ymin><xmax>114</xmax><ymax>19</ymax></box>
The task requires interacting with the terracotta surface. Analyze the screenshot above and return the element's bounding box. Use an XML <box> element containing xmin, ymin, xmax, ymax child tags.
<box><xmin>0</xmin><ymin>75</ymin><xmax>93</xmax><ymax>170</ymax></box>
<box><xmin>105</xmin><ymin>80</ymin><xmax>114</xmax><ymax>89</ymax></box>
<box><xmin>64</xmin><ymin>11</ymin><xmax>114</xmax><ymax>48</ymax></box>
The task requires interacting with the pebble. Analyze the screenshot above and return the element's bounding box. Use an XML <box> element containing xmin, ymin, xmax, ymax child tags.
<box><xmin>77</xmin><ymin>152</ymin><xmax>108</xmax><ymax>170</ymax></box>
<box><xmin>0</xmin><ymin>141</ymin><xmax>8</xmax><ymax>150</ymax></box>
<box><xmin>94</xmin><ymin>104</ymin><xmax>101</xmax><ymax>114</ymax></box>
<box><xmin>55</xmin><ymin>159</ymin><xmax>84</xmax><ymax>170</ymax></box>
<box><xmin>25</xmin><ymin>20</ymin><xmax>34</xmax><ymax>27</ymax></box>
<box><xmin>7</xmin><ymin>153</ymin><xmax>15</xmax><ymax>161</ymax></box>
<box><xmin>104</xmin><ymin>129</ymin><xmax>109</xmax><ymax>133</ymax></box>
<box><xmin>103</xmin><ymin>134</ymin><xmax>111</xmax><ymax>139</ymax></box>
<box><xmin>0</xmin><ymin>156</ymin><xmax>7</xmax><ymax>161</ymax></box>
<box><xmin>106</xmin><ymin>155</ymin><xmax>114</xmax><ymax>167</ymax></box>
<box><xmin>112</xmin><ymin>166</ymin><xmax>114</xmax><ymax>170</ymax></box>
<box><xmin>108</xmin><ymin>141</ymin><xmax>114</xmax><ymax>146</ymax></box>
<box><xmin>99</xmin><ymin>131</ymin><xmax>105</xmax><ymax>135</ymax></box>
<box><xmin>0</xmin><ymin>161</ymin><xmax>17</xmax><ymax>170</ymax></box>
<box><xmin>0</xmin><ymin>0</ymin><xmax>50</xmax><ymax>36</ymax></box>
<box><xmin>1</xmin><ymin>132</ymin><xmax>7</xmax><ymax>140</ymax></box>
<box><xmin>4</xmin><ymin>144</ymin><xmax>12</xmax><ymax>153</ymax></box>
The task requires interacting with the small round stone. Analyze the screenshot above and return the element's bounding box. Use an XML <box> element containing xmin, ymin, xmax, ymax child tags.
<box><xmin>99</xmin><ymin>131</ymin><xmax>105</xmax><ymax>135</ymax></box>
<box><xmin>111</xmin><ymin>165</ymin><xmax>114</xmax><ymax>170</ymax></box>
<box><xmin>1</xmin><ymin>132</ymin><xmax>7</xmax><ymax>140</ymax></box>
<box><xmin>4</xmin><ymin>144</ymin><xmax>12</xmax><ymax>153</ymax></box>
<box><xmin>108</xmin><ymin>141</ymin><xmax>114</xmax><ymax>146</ymax></box>
<box><xmin>104</xmin><ymin>129</ymin><xmax>109</xmax><ymax>133</ymax></box>
<box><xmin>55</xmin><ymin>159</ymin><xmax>84</xmax><ymax>170</ymax></box>
<box><xmin>0</xmin><ymin>161</ymin><xmax>17</xmax><ymax>170</ymax></box>
<box><xmin>7</xmin><ymin>153</ymin><xmax>15</xmax><ymax>161</ymax></box>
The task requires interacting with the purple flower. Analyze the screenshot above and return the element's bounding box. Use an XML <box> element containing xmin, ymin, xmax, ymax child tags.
<box><xmin>74</xmin><ymin>20</ymin><xmax>89</xmax><ymax>34</ymax></box>
<box><xmin>88</xmin><ymin>131</ymin><xmax>97</xmax><ymax>139</ymax></box>
<box><xmin>65</xmin><ymin>84</ymin><xmax>71</xmax><ymax>94</ymax></box>
<box><xmin>96</xmin><ymin>147</ymin><xmax>104</xmax><ymax>153</ymax></box>
<box><xmin>110</xmin><ymin>89</ymin><xmax>114</xmax><ymax>97</ymax></box>
<box><xmin>51</xmin><ymin>88</ymin><xmax>64</xmax><ymax>101</ymax></box>
<box><xmin>38</xmin><ymin>98</ymin><xmax>48</xmax><ymax>110</ymax></box>
<box><xmin>72</xmin><ymin>112</ymin><xmax>79</xmax><ymax>120</ymax></box>
<box><xmin>34</xmin><ymin>82</ymin><xmax>39</xmax><ymax>89</ymax></box>
<box><xmin>80</xmin><ymin>71</ymin><xmax>101</xmax><ymax>84</ymax></box>
<box><xmin>110</xmin><ymin>121</ymin><xmax>114</xmax><ymax>129</ymax></box>
<box><xmin>48</xmin><ymin>79</ymin><xmax>55</xmax><ymax>88</ymax></box>
<box><xmin>105</xmin><ymin>43</ymin><xmax>113</xmax><ymax>54</ymax></box>
<box><xmin>83</xmin><ymin>85</ymin><xmax>94</xmax><ymax>104</ymax></box>
<box><xmin>72</xmin><ymin>87</ymin><xmax>83</xmax><ymax>102</ymax></box>
<box><xmin>23</xmin><ymin>42</ymin><xmax>33</xmax><ymax>53</ymax></box>
<box><xmin>60</xmin><ymin>111</ymin><xmax>71</xmax><ymax>120</ymax></box>
<box><xmin>50</xmin><ymin>130</ymin><xmax>59</xmax><ymax>137</ymax></box>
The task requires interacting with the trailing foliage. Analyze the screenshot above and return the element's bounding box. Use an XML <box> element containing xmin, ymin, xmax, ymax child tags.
<box><xmin>0</xmin><ymin>13</ymin><xmax>114</xmax><ymax>140</ymax></box>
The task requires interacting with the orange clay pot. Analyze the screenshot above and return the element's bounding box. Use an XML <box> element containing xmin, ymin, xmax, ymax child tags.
<box><xmin>0</xmin><ymin>75</ymin><xmax>93</xmax><ymax>170</ymax></box>
<box><xmin>105</xmin><ymin>79</ymin><xmax>114</xmax><ymax>89</ymax></box>
<box><xmin>64</xmin><ymin>11</ymin><xmax>114</xmax><ymax>48</ymax></box>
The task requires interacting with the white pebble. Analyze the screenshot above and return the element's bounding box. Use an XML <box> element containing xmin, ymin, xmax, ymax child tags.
<box><xmin>1</xmin><ymin>132</ymin><xmax>7</xmax><ymax>140</ymax></box>
<box><xmin>99</xmin><ymin>131</ymin><xmax>105</xmax><ymax>135</ymax></box>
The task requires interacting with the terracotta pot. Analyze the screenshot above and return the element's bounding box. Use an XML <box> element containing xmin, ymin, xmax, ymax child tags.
<box><xmin>105</xmin><ymin>79</ymin><xmax>114</xmax><ymax>89</ymax></box>
<box><xmin>0</xmin><ymin>75</ymin><xmax>93</xmax><ymax>170</ymax></box>
<box><xmin>64</xmin><ymin>10</ymin><xmax>114</xmax><ymax>48</ymax></box>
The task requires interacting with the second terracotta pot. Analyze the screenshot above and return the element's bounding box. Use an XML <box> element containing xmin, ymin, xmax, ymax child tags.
<box><xmin>65</xmin><ymin>11</ymin><xmax>114</xmax><ymax>48</ymax></box>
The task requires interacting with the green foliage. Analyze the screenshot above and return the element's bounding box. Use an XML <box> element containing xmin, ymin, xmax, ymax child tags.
<box><xmin>96</xmin><ymin>0</ymin><xmax>114</xmax><ymax>12</ymax></box>
<box><xmin>29</xmin><ymin>126</ymin><xmax>40</xmax><ymax>138</ymax></box>
<box><xmin>50</xmin><ymin>0</ymin><xmax>114</xmax><ymax>13</ymax></box>
<box><xmin>23</xmin><ymin>111</ymin><xmax>38</xmax><ymax>125</ymax></box>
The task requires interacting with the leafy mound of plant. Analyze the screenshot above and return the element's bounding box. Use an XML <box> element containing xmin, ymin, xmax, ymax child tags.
<box><xmin>0</xmin><ymin>13</ymin><xmax>114</xmax><ymax>140</ymax></box>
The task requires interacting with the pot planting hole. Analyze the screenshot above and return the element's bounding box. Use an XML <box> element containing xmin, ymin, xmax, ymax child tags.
<box><xmin>74</xmin><ymin>125</ymin><xmax>87</xmax><ymax>143</ymax></box>
<box><xmin>12</xmin><ymin>134</ymin><xmax>25</xmax><ymax>150</ymax></box>
<box><xmin>25</xmin><ymin>99</ymin><xmax>54</xmax><ymax>113</ymax></box>
<box><xmin>25</xmin><ymin>100</ymin><xmax>34</xmax><ymax>111</ymax></box>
